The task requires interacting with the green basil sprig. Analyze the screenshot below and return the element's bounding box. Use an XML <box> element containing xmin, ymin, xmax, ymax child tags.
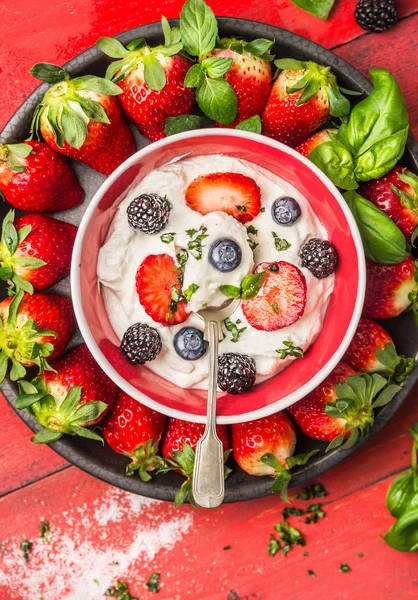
<box><xmin>310</xmin><ymin>69</ymin><xmax>409</xmax><ymax>188</ymax></box>
<box><xmin>289</xmin><ymin>0</ymin><xmax>335</xmax><ymax>20</ymax></box>
<box><xmin>384</xmin><ymin>423</ymin><xmax>418</xmax><ymax>552</ymax></box>
<box><xmin>344</xmin><ymin>190</ymin><xmax>409</xmax><ymax>264</ymax></box>
<box><xmin>220</xmin><ymin>271</ymin><xmax>266</xmax><ymax>300</ymax></box>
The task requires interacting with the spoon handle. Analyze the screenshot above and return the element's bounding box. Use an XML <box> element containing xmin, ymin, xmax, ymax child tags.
<box><xmin>192</xmin><ymin>320</ymin><xmax>225</xmax><ymax>509</ymax></box>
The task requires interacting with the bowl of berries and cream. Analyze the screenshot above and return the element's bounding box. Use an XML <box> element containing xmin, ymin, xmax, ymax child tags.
<box><xmin>71</xmin><ymin>129</ymin><xmax>365</xmax><ymax>424</ymax></box>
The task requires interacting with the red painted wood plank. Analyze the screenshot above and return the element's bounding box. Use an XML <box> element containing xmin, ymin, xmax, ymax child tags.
<box><xmin>0</xmin><ymin>465</ymin><xmax>416</xmax><ymax>599</ymax></box>
<box><xmin>335</xmin><ymin>12</ymin><xmax>418</xmax><ymax>138</ymax></box>
<box><xmin>0</xmin><ymin>0</ymin><xmax>416</xmax><ymax>132</ymax></box>
<box><xmin>0</xmin><ymin>396</ymin><xmax>68</xmax><ymax>497</ymax></box>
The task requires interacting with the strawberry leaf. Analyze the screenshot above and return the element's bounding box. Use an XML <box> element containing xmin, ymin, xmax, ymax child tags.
<box><xmin>59</xmin><ymin>385</ymin><xmax>82</xmax><ymax>414</ymax></box>
<box><xmin>10</xmin><ymin>273</ymin><xmax>33</xmax><ymax>295</ymax></box>
<box><xmin>4</xmin><ymin>221</ymin><xmax>18</xmax><ymax>255</ymax></box>
<box><xmin>61</xmin><ymin>104</ymin><xmax>88</xmax><ymax>149</ymax></box>
<box><xmin>76</xmin><ymin>75</ymin><xmax>122</xmax><ymax>96</ymax></box>
<box><xmin>71</xmin><ymin>425</ymin><xmax>104</xmax><ymax>444</ymax></box>
<box><xmin>0</xmin><ymin>351</ymin><xmax>8</xmax><ymax>383</ymax></box>
<box><xmin>17</xmin><ymin>225</ymin><xmax>32</xmax><ymax>244</ymax></box>
<box><xmin>96</xmin><ymin>37</ymin><xmax>129</xmax><ymax>58</ymax></box>
<box><xmin>274</xmin><ymin>58</ymin><xmax>305</xmax><ymax>70</ymax></box>
<box><xmin>76</xmin><ymin>97</ymin><xmax>110</xmax><ymax>124</ymax></box>
<box><xmin>165</xmin><ymin>114</ymin><xmax>202</xmax><ymax>136</ymax></box>
<box><xmin>30</xmin><ymin>63</ymin><xmax>69</xmax><ymax>84</ymax></box>
<box><xmin>10</xmin><ymin>359</ymin><xmax>27</xmax><ymax>381</ymax></box>
<box><xmin>13</xmin><ymin>257</ymin><xmax>46</xmax><ymax>269</ymax></box>
<box><xmin>371</xmin><ymin>383</ymin><xmax>402</xmax><ymax>408</ymax></box>
<box><xmin>6</xmin><ymin>143</ymin><xmax>32</xmax><ymax>159</ymax></box>
<box><xmin>31</xmin><ymin>428</ymin><xmax>63</xmax><ymax>444</ymax></box>
<box><xmin>46</xmin><ymin>103</ymin><xmax>65</xmax><ymax>148</ymax></box>
<box><xmin>15</xmin><ymin>392</ymin><xmax>47</xmax><ymax>409</ymax></box>
<box><xmin>69</xmin><ymin>400</ymin><xmax>108</xmax><ymax>425</ymax></box>
<box><xmin>236</xmin><ymin>115</ymin><xmax>262</xmax><ymax>133</ymax></box>
<box><xmin>179</xmin><ymin>0</ymin><xmax>218</xmax><ymax>57</ymax></box>
<box><xmin>161</xmin><ymin>15</ymin><xmax>172</xmax><ymax>46</ymax></box>
<box><xmin>286</xmin><ymin>449</ymin><xmax>319</xmax><ymax>469</ymax></box>
<box><xmin>143</xmin><ymin>54</ymin><xmax>166</xmax><ymax>92</ymax></box>
<box><xmin>326</xmin><ymin>86</ymin><xmax>350</xmax><ymax>118</ymax></box>
<box><xmin>0</xmin><ymin>267</ymin><xmax>13</xmax><ymax>281</ymax></box>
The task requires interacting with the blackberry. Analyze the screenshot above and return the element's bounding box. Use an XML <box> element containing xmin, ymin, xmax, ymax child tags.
<box><xmin>121</xmin><ymin>323</ymin><xmax>162</xmax><ymax>364</ymax></box>
<box><xmin>300</xmin><ymin>238</ymin><xmax>338</xmax><ymax>279</ymax></box>
<box><xmin>127</xmin><ymin>193</ymin><xmax>170</xmax><ymax>234</ymax></box>
<box><xmin>354</xmin><ymin>0</ymin><xmax>398</xmax><ymax>32</ymax></box>
<box><xmin>218</xmin><ymin>353</ymin><xmax>256</xmax><ymax>395</ymax></box>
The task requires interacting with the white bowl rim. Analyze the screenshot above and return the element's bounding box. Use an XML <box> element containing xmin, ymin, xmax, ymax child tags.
<box><xmin>71</xmin><ymin>128</ymin><xmax>366</xmax><ymax>425</ymax></box>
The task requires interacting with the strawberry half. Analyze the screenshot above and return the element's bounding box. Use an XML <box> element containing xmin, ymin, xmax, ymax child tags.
<box><xmin>136</xmin><ymin>254</ymin><xmax>189</xmax><ymax>326</ymax></box>
<box><xmin>262</xmin><ymin>59</ymin><xmax>350</xmax><ymax>147</ymax></box>
<box><xmin>242</xmin><ymin>262</ymin><xmax>307</xmax><ymax>331</ymax></box>
<box><xmin>296</xmin><ymin>128</ymin><xmax>337</xmax><ymax>158</ymax></box>
<box><xmin>161</xmin><ymin>418</ymin><xmax>231</xmax><ymax>507</ymax></box>
<box><xmin>97</xmin><ymin>19</ymin><xmax>195</xmax><ymax>142</ymax></box>
<box><xmin>231</xmin><ymin>412</ymin><xmax>318</xmax><ymax>501</ymax></box>
<box><xmin>185</xmin><ymin>172</ymin><xmax>261</xmax><ymax>224</ymax></box>
<box><xmin>0</xmin><ymin>210</ymin><xmax>77</xmax><ymax>294</ymax></box>
<box><xmin>359</xmin><ymin>167</ymin><xmax>418</xmax><ymax>242</ymax></box>
<box><xmin>343</xmin><ymin>317</ymin><xmax>415</xmax><ymax>383</ymax></box>
<box><xmin>203</xmin><ymin>37</ymin><xmax>273</xmax><ymax>128</ymax></box>
<box><xmin>16</xmin><ymin>344</ymin><xmax>118</xmax><ymax>444</ymax></box>
<box><xmin>287</xmin><ymin>361</ymin><xmax>401</xmax><ymax>450</ymax></box>
<box><xmin>0</xmin><ymin>290</ymin><xmax>75</xmax><ymax>383</ymax></box>
<box><xmin>363</xmin><ymin>255</ymin><xmax>417</xmax><ymax>320</ymax></box>
<box><xmin>103</xmin><ymin>390</ymin><xmax>166</xmax><ymax>481</ymax></box>
<box><xmin>30</xmin><ymin>63</ymin><xmax>135</xmax><ymax>176</ymax></box>
<box><xmin>0</xmin><ymin>141</ymin><xmax>83</xmax><ymax>213</ymax></box>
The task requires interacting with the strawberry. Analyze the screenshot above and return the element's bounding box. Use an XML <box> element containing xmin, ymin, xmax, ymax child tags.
<box><xmin>0</xmin><ymin>290</ymin><xmax>75</xmax><ymax>383</ymax></box>
<box><xmin>29</xmin><ymin>63</ymin><xmax>135</xmax><ymax>176</ymax></box>
<box><xmin>103</xmin><ymin>390</ymin><xmax>166</xmax><ymax>481</ymax></box>
<box><xmin>16</xmin><ymin>344</ymin><xmax>118</xmax><ymax>444</ymax></box>
<box><xmin>0</xmin><ymin>210</ymin><xmax>77</xmax><ymax>294</ymax></box>
<box><xmin>185</xmin><ymin>172</ymin><xmax>261</xmax><ymax>224</ymax></box>
<box><xmin>343</xmin><ymin>317</ymin><xmax>415</xmax><ymax>383</ymax></box>
<box><xmin>296</xmin><ymin>128</ymin><xmax>337</xmax><ymax>158</ymax></box>
<box><xmin>363</xmin><ymin>255</ymin><xmax>418</xmax><ymax>320</ymax></box>
<box><xmin>0</xmin><ymin>141</ymin><xmax>83</xmax><ymax>213</ymax></box>
<box><xmin>242</xmin><ymin>262</ymin><xmax>307</xmax><ymax>331</ymax></box>
<box><xmin>359</xmin><ymin>167</ymin><xmax>418</xmax><ymax>242</ymax></box>
<box><xmin>262</xmin><ymin>59</ymin><xmax>350</xmax><ymax>147</ymax></box>
<box><xmin>287</xmin><ymin>361</ymin><xmax>401</xmax><ymax>450</ymax></box>
<box><xmin>97</xmin><ymin>20</ymin><xmax>195</xmax><ymax>142</ymax></box>
<box><xmin>161</xmin><ymin>418</ymin><xmax>231</xmax><ymax>507</ymax></box>
<box><xmin>136</xmin><ymin>254</ymin><xmax>189</xmax><ymax>326</ymax></box>
<box><xmin>202</xmin><ymin>38</ymin><xmax>273</xmax><ymax>128</ymax></box>
<box><xmin>231</xmin><ymin>412</ymin><xmax>318</xmax><ymax>501</ymax></box>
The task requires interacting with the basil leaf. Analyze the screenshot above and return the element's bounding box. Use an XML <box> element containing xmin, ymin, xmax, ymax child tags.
<box><xmin>347</xmin><ymin>69</ymin><xmax>408</xmax><ymax>158</ymax></box>
<box><xmin>288</xmin><ymin>0</ymin><xmax>335</xmax><ymax>20</ymax></box>
<box><xmin>201</xmin><ymin>57</ymin><xmax>233</xmax><ymax>79</ymax></box>
<box><xmin>309</xmin><ymin>141</ymin><xmax>358</xmax><ymax>190</ymax></box>
<box><xmin>142</xmin><ymin>54</ymin><xmax>166</xmax><ymax>92</ymax></box>
<box><xmin>219</xmin><ymin>285</ymin><xmax>241</xmax><ymax>298</ymax></box>
<box><xmin>180</xmin><ymin>0</ymin><xmax>218</xmax><ymax>57</ymax></box>
<box><xmin>196</xmin><ymin>77</ymin><xmax>238</xmax><ymax>125</ymax></box>
<box><xmin>184</xmin><ymin>63</ymin><xmax>205</xmax><ymax>88</ymax></box>
<box><xmin>165</xmin><ymin>115</ymin><xmax>202</xmax><ymax>136</ymax></box>
<box><xmin>344</xmin><ymin>190</ymin><xmax>409</xmax><ymax>264</ymax></box>
<box><xmin>384</xmin><ymin>505</ymin><xmax>418</xmax><ymax>552</ymax></box>
<box><xmin>241</xmin><ymin>272</ymin><xmax>266</xmax><ymax>300</ymax></box>
<box><xmin>354</xmin><ymin>126</ymin><xmax>409</xmax><ymax>181</ymax></box>
<box><xmin>236</xmin><ymin>115</ymin><xmax>262</xmax><ymax>133</ymax></box>
<box><xmin>386</xmin><ymin>470</ymin><xmax>416</xmax><ymax>519</ymax></box>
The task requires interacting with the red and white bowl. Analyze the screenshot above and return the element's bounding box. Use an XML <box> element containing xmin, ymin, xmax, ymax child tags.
<box><xmin>71</xmin><ymin>129</ymin><xmax>366</xmax><ymax>424</ymax></box>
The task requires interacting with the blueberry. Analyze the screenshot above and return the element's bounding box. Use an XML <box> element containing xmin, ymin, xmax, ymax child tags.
<box><xmin>173</xmin><ymin>327</ymin><xmax>208</xmax><ymax>360</ymax></box>
<box><xmin>272</xmin><ymin>197</ymin><xmax>301</xmax><ymax>226</ymax></box>
<box><xmin>209</xmin><ymin>239</ymin><xmax>242</xmax><ymax>272</ymax></box>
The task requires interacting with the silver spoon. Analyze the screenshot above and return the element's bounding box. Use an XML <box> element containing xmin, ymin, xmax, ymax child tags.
<box><xmin>192</xmin><ymin>297</ymin><xmax>241</xmax><ymax>508</ymax></box>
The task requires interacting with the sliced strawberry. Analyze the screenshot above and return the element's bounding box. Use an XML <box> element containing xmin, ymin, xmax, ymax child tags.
<box><xmin>185</xmin><ymin>172</ymin><xmax>261</xmax><ymax>224</ymax></box>
<box><xmin>136</xmin><ymin>254</ymin><xmax>189</xmax><ymax>326</ymax></box>
<box><xmin>242</xmin><ymin>262</ymin><xmax>307</xmax><ymax>331</ymax></box>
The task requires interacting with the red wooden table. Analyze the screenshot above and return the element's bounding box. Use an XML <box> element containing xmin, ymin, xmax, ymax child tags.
<box><xmin>1</xmin><ymin>1</ymin><xmax>418</xmax><ymax>598</ymax></box>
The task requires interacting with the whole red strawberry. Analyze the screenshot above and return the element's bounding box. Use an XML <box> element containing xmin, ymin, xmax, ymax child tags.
<box><xmin>287</xmin><ymin>361</ymin><xmax>401</xmax><ymax>450</ymax></box>
<box><xmin>363</xmin><ymin>255</ymin><xmax>417</xmax><ymax>320</ymax></box>
<box><xmin>103</xmin><ymin>391</ymin><xmax>166</xmax><ymax>480</ymax></box>
<box><xmin>359</xmin><ymin>167</ymin><xmax>418</xmax><ymax>241</ymax></box>
<box><xmin>161</xmin><ymin>418</ymin><xmax>231</xmax><ymax>507</ymax></box>
<box><xmin>29</xmin><ymin>64</ymin><xmax>135</xmax><ymax>176</ymax></box>
<box><xmin>0</xmin><ymin>141</ymin><xmax>83</xmax><ymax>212</ymax></box>
<box><xmin>16</xmin><ymin>344</ymin><xmax>118</xmax><ymax>444</ymax></box>
<box><xmin>97</xmin><ymin>21</ymin><xmax>195</xmax><ymax>142</ymax></box>
<box><xmin>296</xmin><ymin>128</ymin><xmax>337</xmax><ymax>158</ymax></box>
<box><xmin>262</xmin><ymin>59</ymin><xmax>350</xmax><ymax>147</ymax></box>
<box><xmin>202</xmin><ymin>38</ymin><xmax>273</xmax><ymax>128</ymax></box>
<box><xmin>343</xmin><ymin>317</ymin><xmax>415</xmax><ymax>382</ymax></box>
<box><xmin>0</xmin><ymin>210</ymin><xmax>77</xmax><ymax>294</ymax></box>
<box><xmin>0</xmin><ymin>290</ymin><xmax>75</xmax><ymax>383</ymax></box>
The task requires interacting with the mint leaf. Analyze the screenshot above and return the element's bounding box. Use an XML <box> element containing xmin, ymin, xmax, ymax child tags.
<box><xmin>236</xmin><ymin>115</ymin><xmax>262</xmax><ymax>133</ymax></box>
<box><xmin>180</xmin><ymin>0</ymin><xmax>218</xmax><ymax>57</ymax></box>
<box><xmin>184</xmin><ymin>283</ymin><xmax>199</xmax><ymax>301</ymax></box>
<box><xmin>201</xmin><ymin>56</ymin><xmax>233</xmax><ymax>78</ymax></box>
<box><xmin>165</xmin><ymin>115</ymin><xmax>202</xmax><ymax>136</ymax></box>
<box><xmin>196</xmin><ymin>77</ymin><xmax>238</xmax><ymax>125</ymax></box>
<box><xmin>184</xmin><ymin>64</ymin><xmax>204</xmax><ymax>88</ymax></box>
<box><xmin>224</xmin><ymin>316</ymin><xmax>247</xmax><ymax>342</ymax></box>
<box><xmin>160</xmin><ymin>232</ymin><xmax>175</xmax><ymax>243</ymax></box>
<box><xmin>245</xmin><ymin>39</ymin><xmax>274</xmax><ymax>58</ymax></box>
<box><xmin>272</xmin><ymin>232</ymin><xmax>291</xmax><ymax>252</ymax></box>
<box><xmin>276</xmin><ymin>341</ymin><xmax>304</xmax><ymax>359</ymax></box>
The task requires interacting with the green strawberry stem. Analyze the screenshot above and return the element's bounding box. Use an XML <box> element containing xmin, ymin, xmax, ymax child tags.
<box><xmin>0</xmin><ymin>143</ymin><xmax>32</xmax><ymax>173</ymax></box>
<box><xmin>125</xmin><ymin>438</ymin><xmax>166</xmax><ymax>482</ymax></box>
<box><xmin>261</xmin><ymin>449</ymin><xmax>320</xmax><ymax>502</ymax></box>
<box><xmin>324</xmin><ymin>373</ymin><xmax>402</xmax><ymax>452</ymax></box>
<box><xmin>16</xmin><ymin>378</ymin><xmax>108</xmax><ymax>444</ymax></box>
<box><xmin>375</xmin><ymin>343</ymin><xmax>416</xmax><ymax>384</ymax></box>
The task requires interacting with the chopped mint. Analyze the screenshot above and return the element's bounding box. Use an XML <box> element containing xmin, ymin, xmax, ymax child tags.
<box><xmin>39</xmin><ymin>519</ymin><xmax>51</xmax><ymax>541</ymax></box>
<box><xmin>247</xmin><ymin>225</ymin><xmax>258</xmax><ymax>235</ymax></box>
<box><xmin>268</xmin><ymin>264</ymin><xmax>279</xmax><ymax>272</ymax></box>
<box><xmin>276</xmin><ymin>341</ymin><xmax>304</xmax><ymax>360</ymax></box>
<box><xmin>272</xmin><ymin>231</ymin><xmax>291</xmax><ymax>252</ymax></box>
<box><xmin>304</xmin><ymin>503</ymin><xmax>326</xmax><ymax>524</ymax></box>
<box><xmin>301</xmin><ymin>483</ymin><xmax>328</xmax><ymax>500</ymax></box>
<box><xmin>260</xmin><ymin>207</ymin><xmax>266</xmax><ymax>213</ymax></box>
<box><xmin>235</xmin><ymin>205</ymin><xmax>247</xmax><ymax>212</ymax></box>
<box><xmin>105</xmin><ymin>580</ymin><xmax>138</xmax><ymax>599</ymax></box>
<box><xmin>146</xmin><ymin>573</ymin><xmax>160</xmax><ymax>593</ymax></box>
<box><xmin>247</xmin><ymin>238</ymin><xmax>259</xmax><ymax>251</ymax></box>
<box><xmin>187</xmin><ymin>226</ymin><xmax>208</xmax><ymax>260</ymax></box>
<box><xmin>267</xmin><ymin>534</ymin><xmax>281</xmax><ymax>557</ymax></box>
<box><xmin>307</xmin><ymin>569</ymin><xmax>316</xmax><ymax>577</ymax></box>
<box><xmin>223</xmin><ymin>544</ymin><xmax>232</xmax><ymax>550</ymax></box>
<box><xmin>93</xmin><ymin>579</ymin><xmax>100</xmax><ymax>586</ymax></box>
<box><xmin>224</xmin><ymin>317</ymin><xmax>247</xmax><ymax>343</ymax></box>
<box><xmin>358</xmin><ymin>553</ymin><xmax>364</xmax><ymax>558</ymax></box>
<box><xmin>272</xmin><ymin>302</ymin><xmax>279</xmax><ymax>314</ymax></box>
<box><xmin>184</xmin><ymin>283</ymin><xmax>199</xmax><ymax>301</ymax></box>
<box><xmin>304</xmin><ymin>551</ymin><xmax>309</xmax><ymax>557</ymax></box>
<box><xmin>185</xmin><ymin>228</ymin><xmax>197</xmax><ymax>238</ymax></box>
<box><xmin>282</xmin><ymin>507</ymin><xmax>305</xmax><ymax>520</ymax></box>
<box><xmin>175</xmin><ymin>249</ymin><xmax>188</xmax><ymax>270</ymax></box>
<box><xmin>20</xmin><ymin>539</ymin><xmax>32</xmax><ymax>563</ymax></box>
<box><xmin>268</xmin><ymin>521</ymin><xmax>306</xmax><ymax>558</ymax></box>
<box><xmin>169</xmin><ymin>285</ymin><xmax>184</xmax><ymax>315</ymax></box>
<box><xmin>340</xmin><ymin>563</ymin><xmax>350</xmax><ymax>573</ymax></box>
<box><xmin>160</xmin><ymin>232</ymin><xmax>175</xmax><ymax>243</ymax></box>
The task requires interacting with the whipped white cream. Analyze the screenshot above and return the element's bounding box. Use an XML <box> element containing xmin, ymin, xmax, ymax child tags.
<box><xmin>97</xmin><ymin>154</ymin><xmax>334</xmax><ymax>390</ymax></box>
